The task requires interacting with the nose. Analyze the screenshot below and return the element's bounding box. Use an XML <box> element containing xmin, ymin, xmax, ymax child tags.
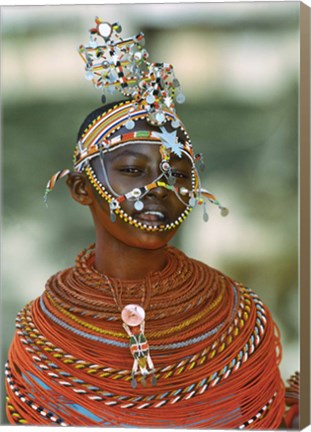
<box><xmin>146</xmin><ymin>183</ymin><xmax>169</xmax><ymax>200</ymax></box>
<box><xmin>142</xmin><ymin>159</ymin><xmax>169</xmax><ymax>200</ymax></box>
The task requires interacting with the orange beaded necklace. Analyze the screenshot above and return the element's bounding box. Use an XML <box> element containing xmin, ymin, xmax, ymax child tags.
<box><xmin>6</xmin><ymin>245</ymin><xmax>285</xmax><ymax>428</ymax></box>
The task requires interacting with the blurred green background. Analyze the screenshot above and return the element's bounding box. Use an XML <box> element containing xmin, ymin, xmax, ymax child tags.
<box><xmin>1</xmin><ymin>2</ymin><xmax>299</xmax><ymax>424</ymax></box>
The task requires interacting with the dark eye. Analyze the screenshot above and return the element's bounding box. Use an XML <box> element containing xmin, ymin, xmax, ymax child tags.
<box><xmin>171</xmin><ymin>169</ymin><xmax>188</xmax><ymax>179</ymax></box>
<box><xmin>119</xmin><ymin>166</ymin><xmax>144</xmax><ymax>175</ymax></box>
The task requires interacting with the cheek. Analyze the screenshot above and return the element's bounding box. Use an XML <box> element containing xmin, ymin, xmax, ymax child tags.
<box><xmin>94</xmin><ymin>158</ymin><xmax>149</xmax><ymax>196</ymax></box>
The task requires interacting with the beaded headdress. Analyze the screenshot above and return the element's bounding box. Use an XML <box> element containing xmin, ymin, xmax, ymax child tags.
<box><xmin>45</xmin><ymin>18</ymin><xmax>228</xmax><ymax>230</ymax></box>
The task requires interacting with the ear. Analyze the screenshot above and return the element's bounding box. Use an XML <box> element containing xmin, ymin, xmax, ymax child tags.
<box><xmin>66</xmin><ymin>171</ymin><xmax>94</xmax><ymax>206</ymax></box>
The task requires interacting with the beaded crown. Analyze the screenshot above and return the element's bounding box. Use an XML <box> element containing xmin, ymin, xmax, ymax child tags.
<box><xmin>78</xmin><ymin>18</ymin><xmax>185</xmax><ymax>128</ymax></box>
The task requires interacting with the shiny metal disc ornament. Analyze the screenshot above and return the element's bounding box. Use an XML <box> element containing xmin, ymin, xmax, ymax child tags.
<box><xmin>134</xmin><ymin>200</ymin><xmax>144</xmax><ymax>211</ymax></box>
<box><xmin>121</xmin><ymin>304</ymin><xmax>145</xmax><ymax>326</ymax></box>
<box><xmin>221</xmin><ymin>207</ymin><xmax>229</xmax><ymax>217</ymax></box>
<box><xmin>155</xmin><ymin>112</ymin><xmax>165</xmax><ymax>123</ymax></box>
<box><xmin>203</xmin><ymin>203</ymin><xmax>209</xmax><ymax>222</ymax></box>
<box><xmin>171</xmin><ymin>119</ymin><xmax>180</xmax><ymax>129</ymax></box>
<box><xmin>189</xmin><ymin>197</ymin><xmax>197</xmax><ymax>207</ymax></box>
<box><xmin>109</xmin><ymin>201</ymin><xmax>119</xmax><ymax>222</ymax></box>
<box><xmin>125</xmin><ymin>119</ymin><xmax>135</xmax><ymax>130</ymax></box>
<box><xmin>176</xmin><ymin>93</ymin><xmax>185</xmax><ymax>104</ymax></box>
<box><xmin>146</xmin><ymin>94</ymin><xmax>155</xmax><ymax>104</ymax></box>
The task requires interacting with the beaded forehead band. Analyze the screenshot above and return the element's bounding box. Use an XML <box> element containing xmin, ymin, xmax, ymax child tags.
<box><xmin>74</xmin><ymin>100</ymin><xmax>193</xmax><ymax>171</ymax></box>
<box><xmin>44</xmin><ymin>18</ymin><xmax>228</xmax><ymax>230</ymax></box>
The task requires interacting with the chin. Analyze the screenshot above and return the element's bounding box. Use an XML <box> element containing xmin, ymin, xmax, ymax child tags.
<box><xmin>120</xmin><ymin>224</ymin><xmax>178</xmax><ymax>250</ymax></box>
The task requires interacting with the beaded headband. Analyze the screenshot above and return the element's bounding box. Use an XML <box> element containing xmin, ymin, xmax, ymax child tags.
<box><xmin>74</xmin><ymin>100</ymin><xmax>193</xmax><ymax>171</ymax></box>
<box><xmin>44</xmin><ymin>18</ymin><xmax>228</xmax><ymax>230</ymax></box>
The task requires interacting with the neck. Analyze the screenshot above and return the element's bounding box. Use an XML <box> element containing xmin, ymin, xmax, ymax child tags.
<box><xmin>94</xmin><ymin>231</ymin><xmax>169</xmax><ymax>280</ymax></box>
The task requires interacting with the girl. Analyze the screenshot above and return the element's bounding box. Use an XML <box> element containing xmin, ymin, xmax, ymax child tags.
<box><xmin>5</xmin><ymin>18</ymin><xmax>298</xmax><ymax>429</ymax></box>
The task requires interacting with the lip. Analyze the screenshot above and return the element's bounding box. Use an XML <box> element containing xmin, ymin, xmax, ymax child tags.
<box><xmin>133</xmin><ymin>206</ymin><xmax>170</xmax><ymax>226</ymax></box>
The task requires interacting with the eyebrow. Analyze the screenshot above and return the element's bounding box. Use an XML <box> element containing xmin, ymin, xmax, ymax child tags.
<box><xmin>108</xmin><ymin>149</ymin><xmax>150</xmax><ymax>161</ymax></box>
<box><xmin>107</xmin><ymin>145</ymin><xmax>192</xmax><ymax>166</ymax></box>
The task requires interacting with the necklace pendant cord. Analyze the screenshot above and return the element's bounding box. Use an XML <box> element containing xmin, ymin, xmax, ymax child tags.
<box><xmin>105</xmin><ymin>275</ymin><xmax>156</xmax><ymax>387</ymax></box>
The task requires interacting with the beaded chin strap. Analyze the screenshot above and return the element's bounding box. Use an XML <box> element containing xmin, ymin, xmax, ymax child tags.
<box><xmin>44</xmin><ymin>18</ymin><xmax>229</xmax><ymax>229</ymax></box>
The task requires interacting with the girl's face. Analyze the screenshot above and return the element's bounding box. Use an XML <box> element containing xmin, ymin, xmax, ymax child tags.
<box><xmin>89</xmin><ymin>140</ymin><xmax>193</xmax><ymax>250</ymax></box>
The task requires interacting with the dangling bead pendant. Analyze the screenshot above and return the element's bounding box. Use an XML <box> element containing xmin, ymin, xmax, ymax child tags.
<box><xmin>167</xmin><ymin>171</ymin><xmax>176</xmax><ymax>186</ymax></box>
<box><xmin>134</xmin><ymin>200</ymin><xmax>144</xmax><ymax>211</ymax></box>
<box><xmin>189</xmin><ymin>196</ymin><xmax>197</xmax><ymax>208</ymax></box>
<box><xmin>171</xmin><ymin>118</ymin><xmax>180</xmax><ymax>129</ymax></box>
<box><xmin>203</xmin><ymin>202</ymin><xmax>209</xmax><ymax>222</ymax></box>
<box><xmin>125</xmin><ymin>118</ymin><xmax>135</xmax><ymax>130</ymax></box>
<box><xmin>220</xmin><ymin>206</ymin><xmax>229</xmax><ymax>217</ymax></box>
<box><xmin>121</xmin><ymin>304</ymin><xmax>156</xmax><ymax>387</ymax></box>
<box><xmin>125</xmin><ymin>108</ymin><xmax>136</xmax><ymax>130</ymax></box>
<box><xmin>110</xmin><ymin>210</ymin><xmax>116</xmax><ymax>223</ymax></box>
<box><xmin>109</xmin><ymin>200</ymin><xmax>119</xmax><ymax>223</ymax></box>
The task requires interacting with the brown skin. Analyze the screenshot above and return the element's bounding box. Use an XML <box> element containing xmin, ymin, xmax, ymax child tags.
<box><xmin>66</xmin><ymin>139</ymin><xmax>193</xmax><ymax>280</ymax></box>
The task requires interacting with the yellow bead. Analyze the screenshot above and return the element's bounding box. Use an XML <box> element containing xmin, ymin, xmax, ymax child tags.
<box><xmin>219</xmin><ymin>343</ymin><xmax>226</xmax><ymax>353</ymax></box>
<box><xmin>209</xmin><ymin>349</ymin><xmax>216</xmax><ymax>359</ymax></box>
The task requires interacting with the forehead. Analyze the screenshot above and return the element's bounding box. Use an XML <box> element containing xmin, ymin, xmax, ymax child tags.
<box><xmin>104</xmin><ymin>119</ymin><xmax>192</xmax><ymax>162</ymax></box>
